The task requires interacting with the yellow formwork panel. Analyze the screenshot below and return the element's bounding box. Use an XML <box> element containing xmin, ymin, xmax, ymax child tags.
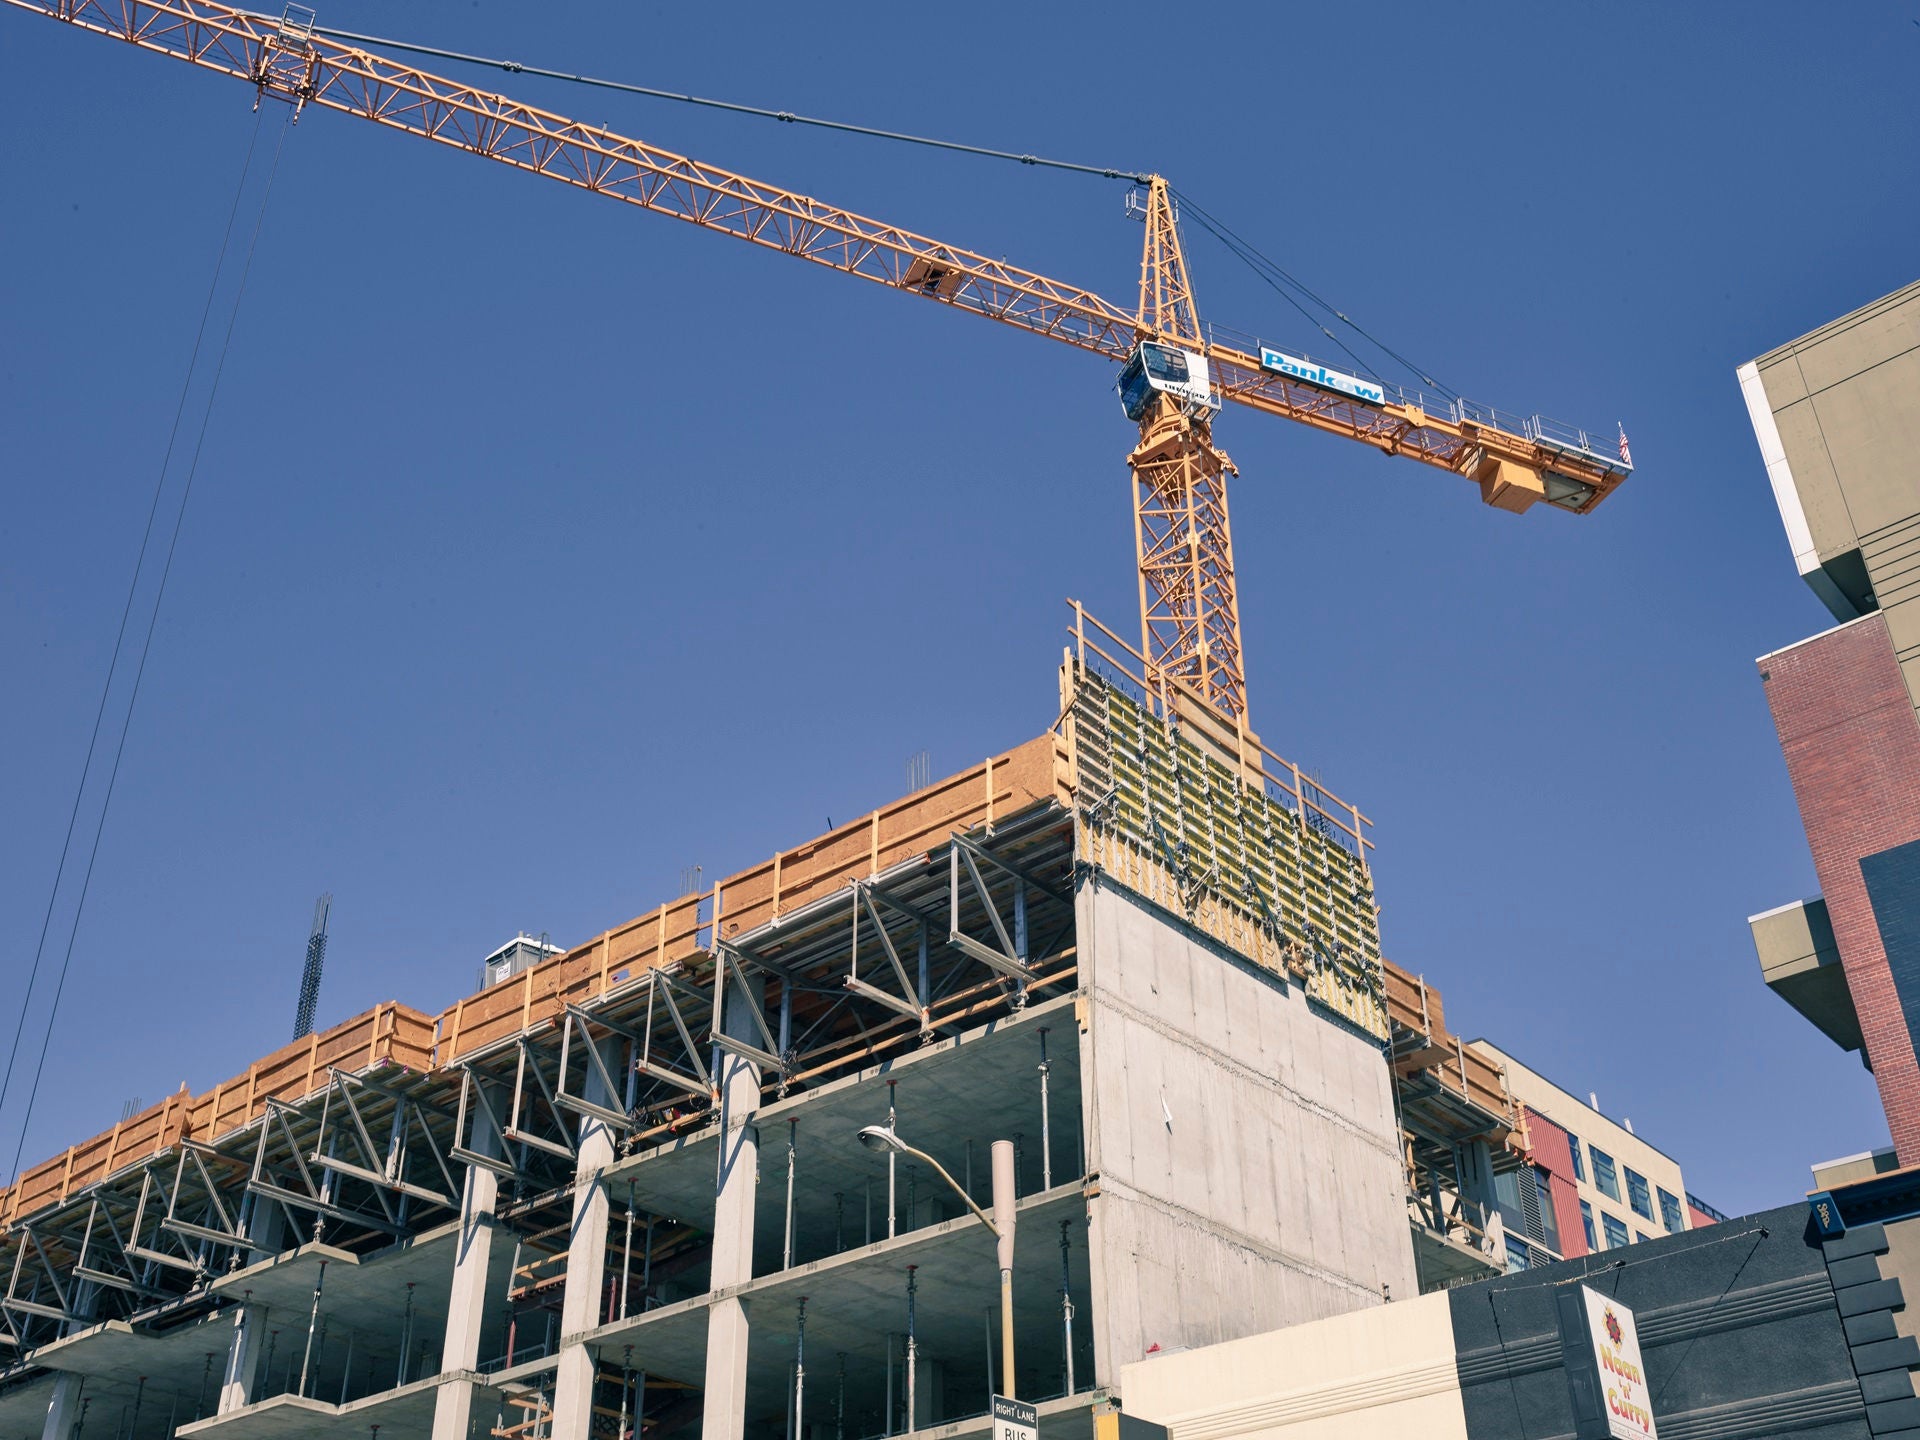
<box><xmin>1067</xmin><ymin>674</ymin><xmax>1386</xmax><ymax>1040</ymax></box>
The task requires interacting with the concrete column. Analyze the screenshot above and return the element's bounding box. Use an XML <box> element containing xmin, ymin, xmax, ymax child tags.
<box><xmin>701</xmin><ymin>978</ymin><xmax>765</xmax><ymax>1440</ymax></box>
<box><xmin>218</xmin><ymin>1201</ymin><xmax>287</xmax><ymax>1414</ymax></box>
<box><xmin>40</xmin><ymin>1372</ymin><xmax>83</xmax><ymax>1439</ymax></box>
<box><xmin>549</xmin><ymin>1040</ymin><xmax>620</xmax><ymax>1440</ymax></box>
<box><xmin>431</xmin><ymin>1109</ymin><xmax>502</xmax><ymax>1440</ymax></box>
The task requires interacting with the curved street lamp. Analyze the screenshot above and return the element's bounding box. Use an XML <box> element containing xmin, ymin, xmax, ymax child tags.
<box><xmin>856</xmin><ymin>1125</ymin><xmax>1019</xmax><ymax>1398</ymax></box>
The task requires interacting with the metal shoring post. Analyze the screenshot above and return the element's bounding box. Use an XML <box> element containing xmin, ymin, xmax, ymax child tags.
<box><xmin>642</xmin><ymin>1213</ymin><xmax>654</xmax><ymax>1310</ymax></box>
<box><xmin>395</xmin><ymin>1282</ymin><xmax>416</xmax><ymax>1388</ymax></box>
<box><xmin>836</xmin><ymin>1352</ymin><xmax>847</xmax><ymax>1440</ymax></box>
<box><xmin>905</xmin><ymin>1266</ymin><xmax>918</xmax><ymax>1437</ymax></box>
<box><xmin>1037</xmin><ymin>1028</ymin><xmax>1052</xmax><ymax>1191</ymax></box>
<box><xmin>127</xmin><ymin>1376</ymin><xmax>146</xmax><ymax>1439</ymax></box>
<box><xmin>794</xmin><ymin>1295</ymin><xmax>808</xmax><ymax>1440</ymax></box>
<box><xmin>1014</xmin><ymin>1134</ymin><xmax>1025</xmax><ymax>1200</ymax></box>
<box><xmin>835</xmin><ymin>1192</ymin><xmax>845</xmax><ymax>1253</ymax></box>
<box><xmin>264</xmin><ymin>1330</ymin><xmax>280</xmax><ymax>1398</ymax></box>
<box><xmin>884</xmin><ymin>1332</ymin><xmax>895</xmax><ymax>1439</ymax></box>
<box><xmin>917</xmin><ymin>925</ymin><xmax>930</xmax><ymax>1037</ymax></box>
<box><xmin>784</xmin><ymin>1117</ymin><xmax>799</xmax><ymax>1269</ymax></box>
<box><xmin>298</xmin><ymin>1258</ymin><xmax>327</xmax><ymax>1398</ymax></box>
<box><xmin>621</xmin><ymin>1180</ymin><xmax>635</xmax><ymax>1320</ymax></box>
<box><xmin>196</xmin><ymin>1352</ymin><xmax>216</xmax><ymax>1418</ymax></box>
<box><xmin>983</xmin><ymin>1306</ymin><xmax>996</xmax><ymax>1399</ymax></box>
<box><xmin>886</xmin><ymin>1081</ymin><xmax>898</xmax><ymax>1239</ymax></box>
<box><xmin>906</xmin><ymin>1164</ymin><xmax>917</xmax><ymax>1234</ymax></box>
<box><xmin>338</xmin><ymin>1328</ymin><xmax>355</xmax><ymax>1404</ymax></box>
<box><xmin>619</xmin><ymin>1344</ymin><xmax>632</xmax><ymax>1440</ymax></box>
<box><xmin>1059</xmin><ymin>1220</ymin><xmax>1075</xmax><ymax>1396</ymax></box>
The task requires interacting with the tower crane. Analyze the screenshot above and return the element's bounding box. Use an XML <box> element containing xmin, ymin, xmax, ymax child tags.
<box><xmin>6</xmin><ymin>0</ymin><xmax>1634</xmax><ymax>731</ymax></box>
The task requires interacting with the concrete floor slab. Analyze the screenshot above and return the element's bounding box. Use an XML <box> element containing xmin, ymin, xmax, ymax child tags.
<box><xmin>177</xmin><ymin>1369</ymin><xmax>486</xmax><ymax>1439</ymax></box>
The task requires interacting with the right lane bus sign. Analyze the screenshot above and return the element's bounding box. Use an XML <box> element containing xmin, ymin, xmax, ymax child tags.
<box><xmin>993</xmin><ymin>1395</ymin><xmax>1038</xmax><ymax>1440</ymax></box>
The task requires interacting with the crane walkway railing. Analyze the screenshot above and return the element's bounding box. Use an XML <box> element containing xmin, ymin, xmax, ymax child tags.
<box><xmin>1201</xmin><ymin>321</ymin><xmax>1631</xmax><ymax>476</ymax></box>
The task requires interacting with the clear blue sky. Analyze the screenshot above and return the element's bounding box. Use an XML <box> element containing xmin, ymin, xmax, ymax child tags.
<box><xmin>2</xmin><ymin>2</ymin><xmax>1915</xmax><ymax>1214</ymax></box>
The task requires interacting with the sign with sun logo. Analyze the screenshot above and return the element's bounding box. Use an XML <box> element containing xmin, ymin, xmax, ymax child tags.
<box><xmin>1569</xmin><ymin>1286</ymin><xmax>1655</xmax><ymax>1439</ymax></box>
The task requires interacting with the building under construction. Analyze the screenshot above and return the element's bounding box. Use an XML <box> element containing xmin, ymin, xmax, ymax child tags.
<box><xmin>0</xmin><ymin>617</ymin><xmax>1525</xmax><ymax>1440</ymax></box>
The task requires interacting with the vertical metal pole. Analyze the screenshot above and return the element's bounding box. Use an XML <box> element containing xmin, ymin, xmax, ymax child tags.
<box><xmin>1037</xmin><ymin>1028</ymin><xmax>1052</xmax><ymax>1191</ymax></box>
<box><xmin>835</xmin><ymin>1192</ymin><xmax>845</xmax><ymax>1253</ymax></box>
<box><xmin>785</xmin><ymin>1118</ymin><xmax>799</xmax><ymax>1269</ymax></box>
<box><xmin>917</xmin><ymin>926</ymin><xmax>930</xmax><ymax>1016</ymax></box>
<box><xmin>298</xmin><ymin>1259</ymin><xmax>326</xmax><ymax>1398</ymax></box>
<box><xmin>1014</xmin><ymin>1134</ymin><xmax>1025</xmax><ymax>1200</ymax></box>
<box><xmin>965</xmin><ymin>1139</ymin><xmax>974</xmax><ymax>1200</ymax></box>
<box><xmin>395</xmin><ymin>1284</ymin><xmax>415</xmax><ymax>1388</ymax></box>
<box><xmin>127</xmin><ymin>1376</ymin><xmax>145</xmax><ymax>1440</ymax></box>
<box><xmin>621</xmin><ymin>1181</ymin><xmax>635</xmax><ymax>1320</ymax></box>
<box><xmin>1014</xmin><ymin>884</ymin><xmax>1028</xmax><ymax>960</ymax></box>
<box><xmin>263</xmin><ymin>1331</ymin><xmax>279</xmax><ymax>1398</ymax></box>
<box><xmin>884</xmin><ymin>1332</ymin><xmax>895</xmax><ymax>1439</ymax></box>
<box><xmin>905</xmin><ymin>1165</ymin><xmax>917</xmax><ymax>1234</ymax></box>
<box><xmin>905</xmin><ymin>1267</ymin><xmax>918</xmax><ymax>1438</ymax></box>
<box><xmin>619</xmin><ymin>1344</ymin><xmax>633</xmax><ymax>1440</ymax></box>
<box><xmin>886</xmin><ymin>1081</ymin><xmax>898</xmax><ymax>1240</ymax></box>
<box><xmin>836</xmin><ymin>1352</ymin><xmax>846</xmax><ymax>1440</ymax></box>
<box><xmin>983</xmin><ymin>1306</ymin><xmax>996</xmax><ymax>1398</ymax></box>
<box><xmin>1060</xmin><ymin>1220</ymin><xmax>1075</xmax><ymax>1396</ymax></box>
<box><xmin>197</xmin><ymin>1352</ymin><xmax>216</xmax><ymax>1419</ymax></box>
<box><xmin>865</xmin><ymin>1176</ymin><xmax>873</xmax><ymax>1246</ymax></box>
<box><xmin>794</xmin><ymin>1295</ymin><xmax>808</xmax><ymax>1440</ymax></box>
<box><xmin>338</xmin><ymin>1329</ymin><xmax>355</xmax><ymax>1404</ymax></box>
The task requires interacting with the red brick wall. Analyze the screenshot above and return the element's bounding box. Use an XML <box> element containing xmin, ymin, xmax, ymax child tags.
<box><xmin>1763</xmin><ymin>614</ymin><xmax>1920</xmax><ymax>1163</ymax></box>
<box><xmin>1524</xmin><ymin>1106</ymin><xmax>1590</xmax><ymax>1257</ymax></box>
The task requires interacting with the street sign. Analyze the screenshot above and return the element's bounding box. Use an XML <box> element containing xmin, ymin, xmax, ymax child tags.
<box><xmin>992</xmin><ymin>1394</ymin><xmax>1038</xmax><ymax>1440</ymax></box>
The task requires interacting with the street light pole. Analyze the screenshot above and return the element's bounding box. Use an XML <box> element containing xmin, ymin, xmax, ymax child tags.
<box><xmin>856</xmin><ymin>1127</ymin><xmax>1019</xmax><ymax>1398</ymax></box>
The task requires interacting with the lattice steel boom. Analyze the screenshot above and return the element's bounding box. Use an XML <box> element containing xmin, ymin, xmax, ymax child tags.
<box><xmin>5</xmin><ymin>0</ymin><xmax>1634</xmax><ymax>725</ymax></box>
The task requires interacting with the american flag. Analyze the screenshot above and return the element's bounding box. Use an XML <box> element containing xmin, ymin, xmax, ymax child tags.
<box><xmin>1618</xmin><ymin>424</ymin><xmax>1633</xmax><ymax>467</ymax></box>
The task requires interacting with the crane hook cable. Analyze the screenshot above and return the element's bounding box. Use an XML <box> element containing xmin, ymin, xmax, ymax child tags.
<box><xmin>2</xmin><ymin>107</ymin><xmax>293</xmax><ymax>1185</ymax></box>
<box><xmin>239</xmin><ymin>11</ymin><xmax>1152</xmax><ymax>186</ymax></box>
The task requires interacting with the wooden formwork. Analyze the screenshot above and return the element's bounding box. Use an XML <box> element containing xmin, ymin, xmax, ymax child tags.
<box><xmin>0</xmin><ymin>736</ymin><xmax>1072</xmax><ymax>1231</ymax></box>
<box><xmin>0</xmin><ymin>1000</ymin><xmax>436</xmax><ymax>1226</ymax></box>
<box><xmin>1383</xmin><ymin>960</ymin><xmax>1521</xmax><ymax>1140</ymax></box>
<box><xmin>433</xmin><ymin>734</ymin><xmax>1065</xmax><ymax>1068</ymax></box>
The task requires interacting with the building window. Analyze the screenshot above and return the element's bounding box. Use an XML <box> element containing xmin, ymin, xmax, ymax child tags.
<box><xmin>1638</xmin><ymin>1232</ymin><xmax>1656</xmax><ymax>1246</ymax></box>
<box><xmin>1658</xmin><ymin>1187</ymin><xmax>1684</xmax><ymax>1234</ymax></box>
<box><xmin>1506</xmin><ymin>1235</ymin><xmax>1535</xmax><ymax>1272</ymax></box>
<box><xmin>1581</xmin><ymin>1199</ymin><xmax>1598</xmax><ymax>1251</ymax></box>
<box><xmin>1568</xmin><ymin>1133</ymin><xmax>1586</xmax><ymax>1183</ymax></box>
<box><xmin>1591</xmin><ymin>1147</ymin><xmax>1620</xmax><ymax>1202</ymax></box>
<box><xmin>1535</xmin><ymin>1168</ymin><xmax>1562</xmax><ymax>1252</ymax></box>
<box><xmin>1602</xmin><ymin>1211</ymin><xmax>1630</xmax><ymax>1250</ymax></box>
<box><xmin>1626</xmin><ymin>1168</ymin><xmax>1653</xmax><ymax>1221</ymax></box>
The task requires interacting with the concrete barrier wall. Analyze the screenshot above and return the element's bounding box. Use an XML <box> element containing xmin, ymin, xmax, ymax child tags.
<box><xmin>1076</xmin><ymin>878</ymin><xmax>1415</xmax><ymax>1382</ymax></box>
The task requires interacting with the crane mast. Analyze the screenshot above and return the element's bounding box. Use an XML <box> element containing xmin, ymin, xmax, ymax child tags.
<box><xmin>1129</xmin><ymin>178</ymin><xmax>1246</xmax><ymax>717</ymax></box>
<box><xmin>5</xmin><ymin>0</ymin><xmax>1636</xmax><ymax>730</ymax></box>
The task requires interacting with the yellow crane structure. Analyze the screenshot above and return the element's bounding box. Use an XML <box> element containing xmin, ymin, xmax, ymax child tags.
<box><xmin>6</xmin><ymin>0</ymin><xmax>1634</xmax><ymax>729</ymax></box>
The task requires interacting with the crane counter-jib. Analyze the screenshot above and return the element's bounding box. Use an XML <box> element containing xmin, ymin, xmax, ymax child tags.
<box><xmin>4</xmin><ymin>0</ymin><xmax>1632</xmax><ymax>519</ymax></box>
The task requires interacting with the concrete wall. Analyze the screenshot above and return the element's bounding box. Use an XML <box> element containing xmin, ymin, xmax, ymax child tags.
<box><xmin>1117</xmin><ymin>1290</ymin><xmax>1467</xmax><ymax>1440</ymax></box>
<box><xmin>1075</xmin><ymin>878</ymin><xmax>1414</xmax><ymax>1384</ymax></box>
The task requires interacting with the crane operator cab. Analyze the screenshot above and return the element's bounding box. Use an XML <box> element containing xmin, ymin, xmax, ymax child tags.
<box><xmin>1117</xmin><ymin>341</ymin><xmax>1221</xmax><ymax>423</ymax></box>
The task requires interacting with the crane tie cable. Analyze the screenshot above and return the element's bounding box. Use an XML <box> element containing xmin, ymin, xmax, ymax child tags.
<box><xmin>0</xmin><ymin>107</ymin><xmax>275</xmax><ymax>1143</ymax></box>
<box><xmin>3</xmin><ymin>106</ymin><xmax>293</xmax><ymax>1186</ymax></box>
<box><xmin>242</xmin><ymin>13</ymin><xmax>1152</xmax><ymax>185</ymax></box>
